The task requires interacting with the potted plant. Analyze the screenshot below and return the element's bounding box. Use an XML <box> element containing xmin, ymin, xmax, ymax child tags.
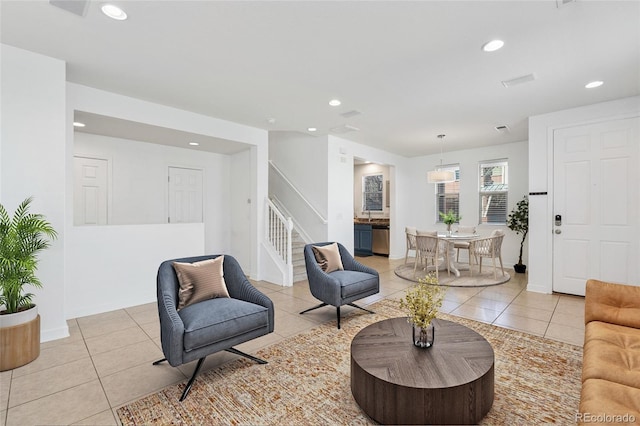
<box><xmin>439</xmin><ymin>210</ymin><xmax>461</xmax><ymax>234</ymax></box>
<box><xmin>507</xmin><ymin>196</ymin><xmax>528</xmax><ymax>273</ymax></box>
<box><xmin>0</xmin><ymin>197</ymin><xmax>57</xmax><ymax>371</ymax></box>
<box><xmin>399</xmin><ymin>273</ymin><xmax>446</xmax><ymax>348</ymax></box>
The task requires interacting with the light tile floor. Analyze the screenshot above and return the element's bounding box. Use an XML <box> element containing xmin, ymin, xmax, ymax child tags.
<box><xmin>0</xmin><ymin>256</ymin><xmax>586</xmax><ymax>425</ymax></box>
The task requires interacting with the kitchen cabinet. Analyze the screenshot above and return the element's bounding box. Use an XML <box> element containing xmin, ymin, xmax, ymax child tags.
<box><xmin>354</xmin><ymin>224</ymin><xmax>373</xmax><ymax>256</ymax></box>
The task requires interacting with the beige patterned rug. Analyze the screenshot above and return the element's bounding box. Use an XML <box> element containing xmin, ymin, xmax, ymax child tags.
<box><xmin>395</xmin><ymin>262</ymin><xmax>512</xmax><ymax>287</ymax></box>
<box><xmin>117</xmin><ymin>299</ymin><xmax>582</xmax><ymax>425</ymax></box>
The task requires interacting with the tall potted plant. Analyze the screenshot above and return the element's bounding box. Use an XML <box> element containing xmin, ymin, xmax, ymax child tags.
<box><xmin>507</xmin><ymin>196</ymin><xmax>528</xmax><ymax>273</ymax></box>
<box><xmin>0</xmin><ymin>197</ymin><xmax>57</xmax><ymax>370</ymax></box>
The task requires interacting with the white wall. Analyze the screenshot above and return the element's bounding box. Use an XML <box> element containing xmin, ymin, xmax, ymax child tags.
<box><xmin>354</xmin><ymin>163</ymin><xmax>391</xmax><ymax>219</ymax></box>
<box><xmin>407</xmin><ymin>141</ymin><xmax>529</xmax><ymax>267</ymax></box>
<box><xmin>269</xmin><ymin>131</ymin><xmax>329</xmax><ymax>242</ymax></box>
<box><xmin>327</xmin><ymin>138</ymin><xmax>355</xmax><ymax>245</ymax></box>
<box><xmin>528</xmin><ymin>96</ymin><xmax>640</xmax><ymax>294</ymax></box>
<box><xmin>1</xmin><ymin>45</ymin><xmax>68</xmax><ymax>341</ymax></box>
<box><xmin>74</xmin><ymin>132</ymin><xmax>233</xmax><ymax>232</ymax></box>
<box><xmin>68</xmin><ymin>83</ymin><xmax>269</xmax><ymax>280</ymax></box>
<box><xmin>230</xmin><ymin>148</ymin><xmax>253</xmax><ymax>272</ymax></box>
<box><xmin>66</xmin><ymin>224</ymin><xmax>204</xmax><ymax>318</ymax></box>
<box><xmin>67</xmin><ymin>133</ymin><xmax>245</xmax><ymax>316</ymax></box>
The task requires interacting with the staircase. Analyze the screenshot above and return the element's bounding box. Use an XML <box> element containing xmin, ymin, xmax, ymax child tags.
<box><xmin>291</xmin><ymin>229</ymin><xmax>307</xmax><ymax>283</ymax></box>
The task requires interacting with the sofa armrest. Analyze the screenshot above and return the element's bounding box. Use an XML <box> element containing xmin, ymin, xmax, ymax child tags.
<box><xmin>585</xmin><ymin>279</ymin><xmax>640</xmax><ymax>328</ymax></box>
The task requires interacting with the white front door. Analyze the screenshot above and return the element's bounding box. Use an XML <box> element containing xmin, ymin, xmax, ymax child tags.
<box><xmin>74</xmin><ymin>156</ymin><xmax>108</xmax><ymax>225</ymax></box>
<box><xmin>553</xmin><ymin>117</ymin><xmax>639</xmax><ymax>295</ymax></box>
<box><xmin>168</xmin><ymin>167</ymin><xmax>203</xmax><ymax>223</ymax></box>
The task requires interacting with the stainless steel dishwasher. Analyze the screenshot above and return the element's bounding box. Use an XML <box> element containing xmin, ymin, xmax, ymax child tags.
<box><xmin>372</xmin><ymin>226</ymin><xmax>390</xmax><ymax>256</ymax></box>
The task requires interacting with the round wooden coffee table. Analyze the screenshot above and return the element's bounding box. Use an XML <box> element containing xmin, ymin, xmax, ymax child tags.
<box><xmin>350</xmin><ymin>317</ymin><xmax>494</xmax><ymax>425</ymax></box>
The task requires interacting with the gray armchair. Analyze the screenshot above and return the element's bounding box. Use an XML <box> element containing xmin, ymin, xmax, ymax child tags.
<box><xmin>153</xmin><ymin>254</ymin><xmax>274</xmax><ymax>401</ymax></box>
<box><xmin>300</xmin><ymin>242</ymin><xmax>379</xmax><ymax>329</ymax></box>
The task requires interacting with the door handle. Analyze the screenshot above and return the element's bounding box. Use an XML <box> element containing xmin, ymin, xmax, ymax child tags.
<box><xmin>555</xmin><ymin>229</ymin><xmax>562</xmax><ymax>234</ymax></box>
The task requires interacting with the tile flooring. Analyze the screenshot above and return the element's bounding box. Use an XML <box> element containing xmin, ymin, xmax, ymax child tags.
<box><xmin>0</xmin><ymin>256</ymin><xmax>586</xmax><ymax>425</ymax></box>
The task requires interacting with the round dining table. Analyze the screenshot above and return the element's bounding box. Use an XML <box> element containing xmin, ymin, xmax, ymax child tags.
<box><xmin>437</xmin><ymin>233</ymin><xmax>478</xmax><ymax>277</ymax></box>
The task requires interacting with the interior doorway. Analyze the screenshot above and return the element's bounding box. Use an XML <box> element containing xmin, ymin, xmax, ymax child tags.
<box><xmin>552</xmin><ymin>117</ymin><xmax>639</xmax><ymax>295</ymax></box>
<box><xmin>73</xmin><ymin>156</ymin><xmax>108</xmax><ymax>225</ymax></box>
<box><xmin>168</xmin><ymin>166</ymin><xmax>203</xmax><ymax>223</ymax></box>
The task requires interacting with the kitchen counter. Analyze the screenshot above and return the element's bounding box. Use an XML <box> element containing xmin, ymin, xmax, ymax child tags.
<box><xmin>354</xmin><ymin>219</ymin><xmax>390</xmax><ymax>229</ymax></box>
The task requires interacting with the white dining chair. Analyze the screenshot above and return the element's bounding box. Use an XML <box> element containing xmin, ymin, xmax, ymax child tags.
<box><xmin>414</xmin><ymin>230</ymin><xmax>449</xmax><ymax>280</ymax></box>
<box><xmin>454</xmin><ymin>225</ymin><xmax>477</xmax><ymax>262</ymax></box>
<box><xmin>468</xmin><ymin>229</ymin><xmax>505</xmax><ymax>279</ymax></box>
<box><xmin>404</xmin><ymin>227</ymin><xmax>417</xmax><ymax>264</ymax></box>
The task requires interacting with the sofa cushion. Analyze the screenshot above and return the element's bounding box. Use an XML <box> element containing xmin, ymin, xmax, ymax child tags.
<box><xmin>578</xmin><ymin>378</ymin><xmax>640</xmax><ymax>425</ymax></box>
<box><xmin>585</xmin><ymin>280</ymin><xmax>640</xmax><ymax>328</ymax></box>
<box><xmin>583</xmin><ymin>321</ymin><xmax>640</xmax><ymax>388</ymax></box>
<box><xmin>173</xmin><ymin>256</ymin><xmax>229</xmax><ymax>309</ymax></box>
<box><xmin>179</xmin><ymin>298</ymin><xmax>268</xmax><ymax>352</ymax></box>
<box><xmin>330</xmin><ymin>270</ymin><xmax>378</xmax><ymax>299</ymax></box>
<box><xmin>312</xmin><ymin>243</ymin><xmax>344</xmax><ymax>273</ymax></box>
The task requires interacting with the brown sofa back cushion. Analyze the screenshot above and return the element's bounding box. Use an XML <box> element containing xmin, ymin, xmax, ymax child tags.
<box><xmin>585</xmin><ymin>279</ymin><xmax>640</xmax><ymax>328</ymax></box>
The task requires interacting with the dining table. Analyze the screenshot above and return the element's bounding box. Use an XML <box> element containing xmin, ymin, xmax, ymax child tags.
<box><xmin>437</xmin><ymin>232</ymin><xmax>479</xmax><ymax>277</ymax></box>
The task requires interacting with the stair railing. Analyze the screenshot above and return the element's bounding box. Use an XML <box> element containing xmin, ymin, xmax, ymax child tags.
<box><xmin>265</xmin><ymin>198</ymin><xmax>293</xmax><ymax>285</ymax></box>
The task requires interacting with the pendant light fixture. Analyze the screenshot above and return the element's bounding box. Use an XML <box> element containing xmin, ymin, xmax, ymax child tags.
<box><xmin>427</xmin><ymin>134</ymin><xmax>455</xmax><ymax>183</ymax></box>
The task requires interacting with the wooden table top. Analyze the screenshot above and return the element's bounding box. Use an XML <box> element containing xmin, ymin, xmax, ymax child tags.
<box><xmin>351</xmin><ymin>317</ymin><xmax>494</xmax><ymax>389</ymax></box>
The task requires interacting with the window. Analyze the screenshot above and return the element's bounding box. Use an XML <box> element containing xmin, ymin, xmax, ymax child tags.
<box><xmin>363</xmin><ymin>174</ymin><xmax>383</xmax><ymax>211</ymax></box>
<box><xmin>479</xmin><ymin>160</ymin><xmax>508</xmax><ymax>224</ymax></box>
<box><xmin>436</xmin><ymin>165</ymin><xmax>460</xmax><ymax>222</ymax></box>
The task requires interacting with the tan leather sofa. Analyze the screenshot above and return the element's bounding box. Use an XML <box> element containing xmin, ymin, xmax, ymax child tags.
<box><xmin>578</xmin><ymin>279</ymin><xmax>640</xmax><ymax>425</ymax></box>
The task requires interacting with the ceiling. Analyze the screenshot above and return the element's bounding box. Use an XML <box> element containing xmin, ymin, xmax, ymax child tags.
<box><xmin>1</xmin><ymin>0</ymin><xmax>639</xmax><ymax>157</ymax></box>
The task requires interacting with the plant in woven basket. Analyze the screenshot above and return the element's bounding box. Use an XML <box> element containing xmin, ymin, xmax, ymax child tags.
<box><xmin>399</xmin><ymin>273</ymin><xmax>446</xmax><ymax>329</ymax></box>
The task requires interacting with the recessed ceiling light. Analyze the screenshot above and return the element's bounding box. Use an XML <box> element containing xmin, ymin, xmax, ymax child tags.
<box><xmin>307</xmin><ymin>127</ymin><xmax>317</xmax><ymax>132</ymax></box>
<box><xmin>329</xmin><ymin>99</ymin><xmax>341</xmax><ymax>107</ymax></box>
<box><xmin>101</xmin><ymin>4</ymin><xmax>127</xmax><ymax>20</ymax></box>
<box><xmin>189</xmin><ymin>142</ymin><xmax>199</xmax><ymax>146</ymax></box>
<box><xmin>482</xmin><ymin>40</ymin><xmax>504</xmax><ymax>52</ymax></box>
<box><xmin>73</xmin><ymin>122</ymin><xmax>85</xmax><ymax>127</ymax></box>
<box><xmin>585</xmin><ymin>80</ymin><xmax>604</xmax><ymax>89</ymax></box>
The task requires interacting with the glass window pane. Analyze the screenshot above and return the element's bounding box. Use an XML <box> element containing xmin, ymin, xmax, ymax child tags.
<box><xmin>363</xmin><ymin>174</ymin><xmax>384</xmax><ymax>211</ymax></box>
<box><xmin>480</xmin><ymin>193</ymin><xmax>507</xmax><ymax>223</ymax></box>
<box><xmin>479</xmin><ymin>160</ymin><xmax>508</xmax><ymax>224</ymax></box>
<box><xmin>435</xmin><ymin>165</ymin><xmax>460</xmax><ymax>222</ymax></box>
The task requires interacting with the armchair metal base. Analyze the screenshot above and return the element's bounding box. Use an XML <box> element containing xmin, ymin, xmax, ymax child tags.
<box><xmin>153</xmin><ymin>347</ymin><xmax>268</xmax><ymax>401</ymax></box>
<box><xmin>300</xmin><ymin>302</ymin><xmax>375</xmax><ymax>329</ymax></box>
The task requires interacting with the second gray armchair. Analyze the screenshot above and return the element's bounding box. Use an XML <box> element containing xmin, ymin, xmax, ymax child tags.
<box><xmin>300</xmin><ymin>242</ymin><xmax>379</xmax><ymax>329</ymax></box>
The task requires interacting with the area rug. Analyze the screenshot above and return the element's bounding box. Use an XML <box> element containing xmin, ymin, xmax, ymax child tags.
<box><xmin>395</xmin><ymin>262</ymin><xmax>511</xmax><ymax>287</ymax></box>
<box><xmin>117</xmin><ymin>299</ymin><xmax>582</xmax><ymax>425</ymax></box>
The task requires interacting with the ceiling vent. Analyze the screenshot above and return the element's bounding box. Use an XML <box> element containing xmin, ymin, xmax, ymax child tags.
<box><xmin>49</xmin><ymin>0</ymin><xmax>89</xmax><ymax>16</ymax></box>
<box><xmin>501</xmin><ymin>73</ymin><xmax>536</xmax><ymax>88</ymax></box>
<box><xmin>556</xmin><ymin>0</ymin><xmax>576</xmax><ymax>8</ymax></box>
<box><xmin>330</xmin><ymin>124</ymin><xmax>360</xmax><ymax>134</ymax></box>
<box><xmin>340</xmin><ymin>110</ymin><xmax>362</xmax><ymax>118</ymax></box>
<box><xmin>495</xmin><ymin>125</ymin><xmax>510</xmax><ymax>134</ymax></box>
